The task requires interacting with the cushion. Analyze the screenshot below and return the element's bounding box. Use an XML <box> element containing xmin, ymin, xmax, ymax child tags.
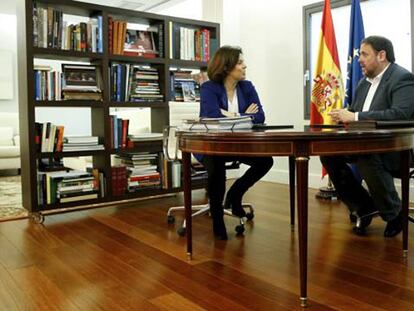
<box><xmin>0</xmin><ymin>127</ymin><xmax>13</xmax><ymax>146</ymax></box>
<box><xmin>0</xmin><ymin>145</ymin><xmax>20</xmax><ymax>157</ymax></box>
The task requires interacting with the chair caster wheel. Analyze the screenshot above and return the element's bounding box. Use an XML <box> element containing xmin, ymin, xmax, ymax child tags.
<box><xmin>246</xmin><ymin>212</ymin><xmax>254</xmax><ymax>221</ymax></box>
<box><xmin>177</xmin><ymin>227</ymin><xmax>186</xmax><ymax>236</ymax></box>
<box><xmin>235</xmin><ymin>224</ymin><xmax>245</xmax><ymax>235</ymax></box>
<box><xmin>30</xmin><ymin>212</ymin><xmax>44</xmax><ymax>224</ymax></box>
<box><xmin>167</xmin><ymin>215</ymin><xmax>175</xmax><ymax>224</ymax></box>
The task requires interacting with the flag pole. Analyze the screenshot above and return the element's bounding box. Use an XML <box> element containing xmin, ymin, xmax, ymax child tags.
<box><xmin>315</xmin><ymin>177</ymin><xmax>337</xmax><ymax>200</ymax></box>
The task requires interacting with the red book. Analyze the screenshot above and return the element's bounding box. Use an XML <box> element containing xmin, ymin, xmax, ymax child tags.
<box><xmin>202</xmin><ymin>28</ymin><xmax>210</xmax><ymax>62</ymax></box>
<box><xmin>129</xmin><ymin>173</ymin><xmax>160</xmax><ymax>182</ymax></box>
<box><xmin>108</xmin><ymin>16</ymin><xmax>113</xmax><ymax>54</ymax></box>
<box><xmin>110</xmin><ymin>115</ymin><xmax>114</xmax><ymax>149</ymax></box>
<box><xmin>121</xmin><ymin>119</ymin><xmax>129</xmax><ymax>148</ymax></box>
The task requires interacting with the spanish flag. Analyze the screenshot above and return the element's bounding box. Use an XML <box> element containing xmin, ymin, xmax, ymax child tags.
<box><xmin>310</xmin><ymin>0</ymin><xmax>344</xmax><ymax>125</ymax></box>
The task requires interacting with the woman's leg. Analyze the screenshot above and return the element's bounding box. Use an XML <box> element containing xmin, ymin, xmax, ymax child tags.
<box><xmin>226</xmin><ymin>156</ymin><xmax>274</xmax><ymax>216</ymax></box>
<box><xmin>202</xmin><ymin>155</ymin><xmax>228</xmax><ymax>239</ymax></box>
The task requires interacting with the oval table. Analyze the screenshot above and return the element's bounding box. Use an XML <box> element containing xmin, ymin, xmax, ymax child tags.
<box><xmin>178</xmin><ymin>126</ymin><xmax>414</xmax><ymax>307</ymax></box>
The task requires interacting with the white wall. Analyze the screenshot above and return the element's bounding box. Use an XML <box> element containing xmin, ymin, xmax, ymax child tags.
<box><xmin>201</xmin><ymin>0</ymin><xmax>414</xmax><ymax>192</ymax></box>
<box><xmin>203</xmin><ymin>0</ymin><xmax>325</xmax><ymax>188</ymax></box>
<box><xmin>0</xmin><ymin>10</ymin><xmax>18</xmax><ymax>113</ymax></box>
<box><xmin>149</xmin><ymin>0</ymin><xmax>202</xmax><ymax>19</ymax></box>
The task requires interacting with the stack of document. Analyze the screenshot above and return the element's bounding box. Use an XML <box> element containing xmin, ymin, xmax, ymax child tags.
<box><xmin>181</xmin><ymin>116</ymin><xmax>253</xmax><ymax>130</ymax></box>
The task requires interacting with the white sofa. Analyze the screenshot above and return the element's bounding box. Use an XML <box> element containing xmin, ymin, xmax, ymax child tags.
<box><xmin>0</xmin><ymin>112</ymin><xmax>20</xmax><ymax>171</ymax></box>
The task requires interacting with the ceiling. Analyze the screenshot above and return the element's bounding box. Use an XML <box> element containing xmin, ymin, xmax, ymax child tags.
<box><xmin>74</xmin><ymin>0</ymin><xmax>184</xmax><ymax>12</ymax></box>
<box><xmin>0</xmin><ymin>0</ymin><xmax>184</xmax><ymax>15</ymax></box>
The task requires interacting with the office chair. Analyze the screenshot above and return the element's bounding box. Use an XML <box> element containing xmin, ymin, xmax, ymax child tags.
<box><xmin>163</xmin><ymin>126</ymin><xmax>254</xmax><ymax>236</ymax></box>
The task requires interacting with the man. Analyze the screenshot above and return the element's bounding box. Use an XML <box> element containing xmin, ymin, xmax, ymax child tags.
<box><xmin>321</xmin><ymin>35</ymin><xmax>414</xmax><ymax>237</ymax></box>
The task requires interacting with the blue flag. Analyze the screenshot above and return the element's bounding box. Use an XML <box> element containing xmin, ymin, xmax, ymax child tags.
<box><xmin>344</xmin><ymin>0</ymin><xmax>365</xmax><ymax>107</ymax></box>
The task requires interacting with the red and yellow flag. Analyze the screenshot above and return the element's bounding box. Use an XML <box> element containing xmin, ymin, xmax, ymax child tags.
<box><xmin>310</xmin><ymin>0</ymin><xmax>344</xmax><ymax>125</ymax></box>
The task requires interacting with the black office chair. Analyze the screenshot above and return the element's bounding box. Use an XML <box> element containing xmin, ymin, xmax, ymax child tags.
<box><xmin>163</xmin><ymin>126</ymin><xmax>254</xmax><ymax>236</ymax></box>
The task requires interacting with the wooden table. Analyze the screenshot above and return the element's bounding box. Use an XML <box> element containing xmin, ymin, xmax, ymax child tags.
<box><xmin>178</xmin><ymin>126</ymin><xmax>414</xmax><ymax>307</ymax></box>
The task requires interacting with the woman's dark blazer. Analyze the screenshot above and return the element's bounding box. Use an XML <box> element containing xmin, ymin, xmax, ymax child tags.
<box><xmin>199</xmin><ymin>80</ymin><xmax>265</xmax><ymax>123</ymax></box>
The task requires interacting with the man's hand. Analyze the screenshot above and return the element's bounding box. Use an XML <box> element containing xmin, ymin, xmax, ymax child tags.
<box><xmin>329</xmin><ymin>109</ymin><xmax>355</xmax><ymax>123</ymax></box>
<box><xmin>245</xmin><ymin>103</ymin><xmax>258</xmax><ymax>114</ymax></box>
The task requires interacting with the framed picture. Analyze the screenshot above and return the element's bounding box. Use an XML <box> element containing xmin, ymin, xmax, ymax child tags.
<box><xmin>62</xmin><ymin>64</ymin><xmax>101</xmax><ymax>90</ymax></box>
<box><xmin>181</xmin><ymin>81</ymin><xmax>196</xmax><ymax>102</ymax></box>
<box><xmin>124</xmin><ymin>30</ymin><xmax>156</xmax><ymax>55</ymax></box>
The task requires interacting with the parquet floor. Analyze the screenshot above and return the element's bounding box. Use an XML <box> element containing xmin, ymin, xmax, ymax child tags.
<box><xmin>1</xmin><ymin>181</ymin><xmax>414</xmax><ymax>310</ymax></box>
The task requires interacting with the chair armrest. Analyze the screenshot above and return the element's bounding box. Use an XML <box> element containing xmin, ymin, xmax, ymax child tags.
<box><xmin>225</xmin><ymin>161</ymin><xmax>240</xmax><ymax>170</ymax></box>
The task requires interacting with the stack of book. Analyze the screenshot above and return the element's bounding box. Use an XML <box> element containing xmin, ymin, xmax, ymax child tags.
<box><xmin>111</xmin><ymin>166</ymin><xmax>127</xmax><ymax>196</ymax></box>
<box><xmin>32</xmin><ymin>4</ymin><xmax>103</xmax><ymax>52</ymax></box>
<box><xmin>62</xmin><ymin>136</ymin><xmax>104</xmax><ymax>151</ymax></box>
<box><xmin>181</xmin><ymin>116</ymin><xmax>253</xmax><ymax>131</ymax></box>
<box><xmin>109</xmin><ymin>115</ymin><xmax>129</xmax><ymax>149</ymax></box>
<box><xmin>128</xmin><ymin>132</ymin><xmax>163</xmax><ymax>142</ymax></box>
<box><xmin>114</xmin><ymin>152</ymin><xmax>161</xmax><ymax>192</ymax></box>
<box><xmin>35</xmin><ymin>122</ymin><xmax>65</xmax><ymax>153</ymax></box>
<box><xmin>169</xmin><ymin>23</ymin><xmax>217</xmax><ymax>62</ymax></box>
<box><xmin>110</xmin><ymin>64</ymin><xmax>163</xmax><ymax>102</ymax></box>
<box><xmin>130</xmin><ymin>66</ymin><xmax>163</xmax><ymax>102</ymax></box>
<box><xmin>34</xmin><ymin>65</ymin><xmax>62</xmax><ymax>100</ymax></box>
<box><xmin>37</xmin><ymin>169</ymin><xmax>100</xmax><ymax>205</ymax></box>
<box><xmin>62</xmin><ymin>64</ymin><xmax>103</xmax><ymax>100</ymax></box>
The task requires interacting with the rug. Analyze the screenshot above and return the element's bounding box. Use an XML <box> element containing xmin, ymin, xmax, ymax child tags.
<box><xmin>0</xmin><ymin>176</ymin><xmax>28</xmax><ymax>220</ymax></box>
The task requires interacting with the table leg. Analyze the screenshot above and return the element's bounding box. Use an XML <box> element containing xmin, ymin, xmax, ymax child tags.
<box><xmin>296</xmin><ymin>156</ymin><xmax>309</xmax><ymax>307</ymax></box>
<box><xmin>182</xmin><ymin>151</ymin><xmax>192</xmax><ymax>260</ymax></box>
<box><xmin>400</xmin><ymin>150</ymin><xmax>410</xmax><ymax>257</ymax></box>
<box><xmin>289</xmin><ymin>156</ymin><xmax>296</xmax><ymax>228</ymax></box>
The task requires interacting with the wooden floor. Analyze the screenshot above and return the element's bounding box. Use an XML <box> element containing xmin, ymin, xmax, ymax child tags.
<box><xmin>1</xmin><ymin>181</ymin><xmax>414</xmax><ymax>310</ymax></box>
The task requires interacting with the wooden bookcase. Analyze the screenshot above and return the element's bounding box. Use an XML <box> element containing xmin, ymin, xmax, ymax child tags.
<box><xmin>16</xmin><ymin>0</ymin><xmax>219</xmax><ymax>221</ymax></box>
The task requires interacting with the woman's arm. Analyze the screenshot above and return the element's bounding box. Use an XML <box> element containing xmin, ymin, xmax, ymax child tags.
<box><xmin>239</xmin><ymin>82</ymin><xmax>265</xmax><ymax>123</ymax></box>
<box><xmin>199</xmin><ymin>83</ymin><xmax>224</xmax><ymax>118</ymax></box>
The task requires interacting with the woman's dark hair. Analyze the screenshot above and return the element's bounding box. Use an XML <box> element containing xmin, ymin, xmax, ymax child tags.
<box><xmin>361</xmin><ymin>36</ymin><xmax>395</xmax><ymax>63</ymax></box>
<box><xmin>207</xmin><ymin>46</ymin><xmax>243</xmax><ymax>83</ymax></box>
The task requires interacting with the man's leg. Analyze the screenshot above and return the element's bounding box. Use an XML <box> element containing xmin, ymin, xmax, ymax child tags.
<box><xmin>320</xmin><ymin>156</ymin><xmax>376</xmax><ymax>215</ymax></box>
<box><xmin>356</xmin><ymin>153</ymin><xmax>402</xmax><ymax>237</ymax></box>
<box><xmin>356</xmin><ymin>154</ymin><xmax>401</xmax><ymax>221</ymax></box>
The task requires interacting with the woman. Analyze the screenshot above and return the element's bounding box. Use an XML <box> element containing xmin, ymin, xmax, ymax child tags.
<box><xmin>199</xmin><ymin>46</ymin><xmax>274</xmax><ymax>240</ymax></box>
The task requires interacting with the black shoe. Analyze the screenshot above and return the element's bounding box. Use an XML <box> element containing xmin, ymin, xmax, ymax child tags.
<box><xmin>212</xmin><ymin>217</ymin><xmax>228</xmax><ymax>240</ymax></box>
<box><xmin>224</xmin><ymin>196</ymin><xmax>246</xmax><ymax>218</ymax></box>
<box><xmin>384</xmin><ymin>212</ymin><xmax>403</xmax><ymax>238</ymax></box>
<box><xmin>353</xmin><ymin>211</ymin><xmax>377</xmax><ymax>236</ymax></box>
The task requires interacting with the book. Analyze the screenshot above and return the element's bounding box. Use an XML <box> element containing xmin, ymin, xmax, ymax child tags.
<box><xmin>252</xmin><ymin>124</ymin><xmax>294</xmax><ymax>130</ymax></box>
<box><xmin>347</xmin><ymin>120</ymin><xmax>414</xmax><ymax>129</ymax></box>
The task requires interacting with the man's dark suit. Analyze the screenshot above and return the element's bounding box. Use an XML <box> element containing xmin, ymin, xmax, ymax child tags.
<box><xmin>321</xmin><ymin>63</ymin><xmax>414</xmax><ymax>221</ymax></box>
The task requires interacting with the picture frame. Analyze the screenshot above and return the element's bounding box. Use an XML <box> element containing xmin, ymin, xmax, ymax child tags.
<box><xmin>124</xmin><ymin>30</ymin><xmax>157</xmax><ymax>56</ymax></box>
<box><xmin>62</xmin><ymin>64</ymin><xmax>101</xmax><ymax>90</ymax></box>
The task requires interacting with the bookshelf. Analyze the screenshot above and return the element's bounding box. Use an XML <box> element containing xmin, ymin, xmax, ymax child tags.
<box><xmin>16</xmin><ymin>0</ymin><xmax>219</xmax><ymax>222</ymax></box>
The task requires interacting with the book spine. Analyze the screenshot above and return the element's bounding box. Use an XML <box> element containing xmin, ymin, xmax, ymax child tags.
<box><xmin>97</xmin><ymin>15</ymin><xmax>103</xmax><ymax>53</ymax></box>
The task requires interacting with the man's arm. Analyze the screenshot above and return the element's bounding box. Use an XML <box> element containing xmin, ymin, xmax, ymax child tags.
<box><xmin>359</xmin><ymin>73</ymin><xmax>414</xmax><ymax>121</ymax></box>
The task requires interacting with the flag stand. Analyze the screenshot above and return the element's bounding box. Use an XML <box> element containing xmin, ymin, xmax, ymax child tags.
<box><xmin>315</xmin><ymin>178</ymin><xmax>338</xmax><ymax>200</ymax></box>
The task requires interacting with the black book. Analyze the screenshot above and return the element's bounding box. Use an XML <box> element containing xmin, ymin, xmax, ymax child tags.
<box><xmin>347</xmin><ymin>120</ymin><xmax>414</xmax><ymax>129</ymax></box>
